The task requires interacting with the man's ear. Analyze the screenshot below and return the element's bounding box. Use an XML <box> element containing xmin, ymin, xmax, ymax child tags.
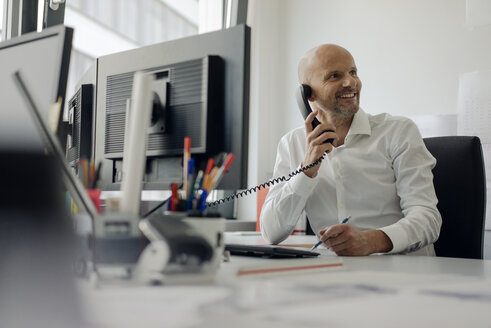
<box><xmin>307</xmin><ymin>87</ymin><xmax>315</xmax><ymax>102</ymax></box>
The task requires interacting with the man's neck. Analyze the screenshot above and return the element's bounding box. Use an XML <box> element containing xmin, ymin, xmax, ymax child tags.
<box><xmin>326</xmin><ymin>113</ymin><xmax>354</xmax><ymax>147</ymax></box>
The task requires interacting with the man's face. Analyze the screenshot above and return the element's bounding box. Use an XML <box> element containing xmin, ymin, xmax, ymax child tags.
<box><xmin>310</xmin><ymin>49</ymin><xmax>362</xmax><ymax>118</ymax></box>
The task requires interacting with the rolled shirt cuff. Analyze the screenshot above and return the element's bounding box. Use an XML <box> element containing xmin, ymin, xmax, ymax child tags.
<box><xmin>378</xmin><ymin>224</ymin><xmax>409</xmax><ymax>254</ymax></box>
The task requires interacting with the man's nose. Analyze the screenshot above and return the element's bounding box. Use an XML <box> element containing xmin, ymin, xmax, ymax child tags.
<box><xmin>342</xmin><ymin>75</ymin><xmax>357</xmax><ymax>88</ymax></box>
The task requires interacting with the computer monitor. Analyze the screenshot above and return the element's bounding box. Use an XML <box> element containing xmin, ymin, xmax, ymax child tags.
<box><xmin>0</xmin><ymin>25</ymin><xmax>72</xmax><ymax>150</ymax></box>
<box><xmin>94</xmin><ymin>24</ymin><xmax>250</xmax><ymax>191</ymax></box>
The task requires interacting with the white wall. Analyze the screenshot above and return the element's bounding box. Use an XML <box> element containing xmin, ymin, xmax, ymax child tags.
<box><xmin>238</xmin><ymin>0</ymin><xmax>491</xmax><ymax>221</ymax></box>
<box><xmin>236</xmin><ymin>0</ymin><xmax>283</xmax><ymax>222</ymax></box>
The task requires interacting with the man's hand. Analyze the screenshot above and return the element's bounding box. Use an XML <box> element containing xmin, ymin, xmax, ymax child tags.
<box><xmin>302</xmin><ymin>112</ymin><xmax>337</xmax><ymax>178</ymax></box>
<box><xmin>319</xmin><ymin>224</ymin><xmax>393</xmax><ymax>256</ymax></box>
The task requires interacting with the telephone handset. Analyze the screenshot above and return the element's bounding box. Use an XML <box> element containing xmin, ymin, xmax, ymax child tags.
<box><xmin>295</xmin><ymin>84</ymin><xmax>334</xmax><ymax>144</ymax></box>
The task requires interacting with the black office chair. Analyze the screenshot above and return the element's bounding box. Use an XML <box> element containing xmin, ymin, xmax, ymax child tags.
<box><xmin>424</xmin><ymin>136</ymin><xmax>486</xmax><ymax>259</ymax></box>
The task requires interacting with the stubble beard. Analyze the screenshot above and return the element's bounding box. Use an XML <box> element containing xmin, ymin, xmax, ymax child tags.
<box><xmin>317</xmin><ymin>97</ymin><xmax>359</xmax><ymax>126</ymax></box>
<box><xmin>333</xmin><ymin>101</ymin><xmax>359</xmax><ymax>118</ymax></box>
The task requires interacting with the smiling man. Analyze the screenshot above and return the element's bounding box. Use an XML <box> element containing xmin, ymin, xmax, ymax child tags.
<box><xmin>260</xmin><ymin>44</ymin><xmax>442</xmax><ymax>256</ymax></box>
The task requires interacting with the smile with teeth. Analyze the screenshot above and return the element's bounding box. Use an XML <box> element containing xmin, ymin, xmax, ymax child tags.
<box><xmin>338</xmin><ymin>93</ymin><xmax>356</xmax><ymax>98</ymax></box>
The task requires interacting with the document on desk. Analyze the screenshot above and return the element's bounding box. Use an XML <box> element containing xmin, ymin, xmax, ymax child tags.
<box><xmin>232</xmin><ymin>257</ymin><xmax>343</xmax><ymax>277</ymax></box>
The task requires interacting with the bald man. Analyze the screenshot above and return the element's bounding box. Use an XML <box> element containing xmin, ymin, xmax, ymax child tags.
<box><xmin>260</xmin><ymin>44</ymin><xmax>442</xmax><ymax>256</ymax></box>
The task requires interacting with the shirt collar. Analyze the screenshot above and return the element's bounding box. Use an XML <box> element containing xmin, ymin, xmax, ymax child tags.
<box><xmin>347</xmin><ymin>108</ymin><xmax>371</xmax><ymax>137</ymax></box>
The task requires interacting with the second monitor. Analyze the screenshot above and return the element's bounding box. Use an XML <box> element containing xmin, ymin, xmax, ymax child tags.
<box><xmin>94</xmin><ymin>25</ymin><xmax>250</xmax><ymax>191</ymax></box>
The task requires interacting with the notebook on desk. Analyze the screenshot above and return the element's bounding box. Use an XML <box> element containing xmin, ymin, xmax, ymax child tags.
<box><xmin>225</xmin><ymin>243</ymin><xmax>320</xmax><ymax>258</ymax></box>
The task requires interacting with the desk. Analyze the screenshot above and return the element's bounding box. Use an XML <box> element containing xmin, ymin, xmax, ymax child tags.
<box><xmin>80</xmin><ymin>234</ymin><xmax>491</xmax><ymax>328</ymax></box>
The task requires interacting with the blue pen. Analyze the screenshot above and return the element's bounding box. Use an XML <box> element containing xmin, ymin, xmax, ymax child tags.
<box><xmin>198</xmin><ymin>188</ymin><xmax>208</xmax><ymax>211</ymax></box>
<box><xmin>311</xmin><ymin>216</ymin><xmax>351</xmax><ymax>251</ymax></box>
<box><xmin>185</xmin><ymin>158</ymin><xmax>195</xmax><ymax>208</ymax></box>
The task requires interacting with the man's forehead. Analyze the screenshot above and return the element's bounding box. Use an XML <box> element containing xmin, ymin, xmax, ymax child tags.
<box><xmin>313</xmin><ymin>46</ymin><xmax>355</xmax><ymax>70</ymax></box>
<box><xmin>298</xmin><ymin>44</ymin><xmax>355</xmax><ymax>82</ymax></box>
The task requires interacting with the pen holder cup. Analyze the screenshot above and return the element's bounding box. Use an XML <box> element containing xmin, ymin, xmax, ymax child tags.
<box><xmin>182</xmin><ymin>216</ymin><xmax>226</xmax><ymax>273</ymax></box>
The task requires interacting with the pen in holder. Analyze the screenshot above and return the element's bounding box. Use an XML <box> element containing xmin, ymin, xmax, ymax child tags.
<box><xmin>164</xmin><ymin>137</ymin><xmax>235</xmax><ymax>216</ymax></box>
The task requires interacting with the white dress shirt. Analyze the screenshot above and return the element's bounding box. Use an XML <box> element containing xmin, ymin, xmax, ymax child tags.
<box><xmin>260</xmin><ymin>109</ymin><xmax>442</xmax><ymax>255</ymax></box>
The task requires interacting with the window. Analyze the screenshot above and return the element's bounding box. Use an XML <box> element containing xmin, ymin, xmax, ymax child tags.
<box><xmin>64</xmin><ymin>0</ymin><xmax>200</xmax><ymax>101</ymax></box>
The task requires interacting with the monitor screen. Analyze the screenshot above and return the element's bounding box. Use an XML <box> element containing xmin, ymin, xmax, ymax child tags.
<box><xmin>0</xmin><ymin>25</ymin><xmax>72</xmax><ymax>151</ymax></box>
<box><xmin>95</xmin><ymin>25</ymin><xmax>250</xmax><ymax>191</ymax></box>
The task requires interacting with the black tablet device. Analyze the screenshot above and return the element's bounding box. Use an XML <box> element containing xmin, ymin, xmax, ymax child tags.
<box><xmin>225</xmin><ymin>244</ymin><xmax>320</xmax><ymax>258</ymax></box>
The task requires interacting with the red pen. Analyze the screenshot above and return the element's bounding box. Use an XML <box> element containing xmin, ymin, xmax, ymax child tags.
<box><xmin>183</xmin><ymin>137</ymin><xmax>191</xmax><ymax>198</ymax></box>
<box><xmin>170</xmin><ymin>183</ymin><xmax>179</xmax><ymax>211</ymax></box>
<box><xmin>211</xmin><ymin>153</ymin><xmax>235</xmax><ymax>190</ymax></box>
<box><xmin>202</xmin><ymin>158</ymin><xmax>215</xmax><ymax>192</ymax></box>
<box><xmin>205</xmin><ymin>157</ymin><xmax>215</xmax><ymax>175</ymax></box>
<box><xmin>222</xmin><ymin>153</ymin><xmax>235</xmax><ymax>173</ymax></box>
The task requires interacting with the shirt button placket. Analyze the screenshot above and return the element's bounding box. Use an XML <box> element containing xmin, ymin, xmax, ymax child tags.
<box><xmin>332</xmin><ymin>157</ymin><xmax>345</xmax><ymax>219</ymax></box>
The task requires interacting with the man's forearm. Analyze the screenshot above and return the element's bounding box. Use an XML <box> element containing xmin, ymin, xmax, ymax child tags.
<box><xmin>260</xmin><ymin>194</ymin><xmax>305</xmax><ymax>244</ymax></box>
<box><xmin>366</xmin><ymin>230</ymin><xmax>393</xmax><ymax>254</ymax></box>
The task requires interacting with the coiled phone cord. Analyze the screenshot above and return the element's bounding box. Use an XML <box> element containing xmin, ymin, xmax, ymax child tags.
<box><xmin>142</xmin><ymin>153</ymin><xmax>327</xmax><ymax>216</ymax></box>
<box><xmin>206</xmin><ymin>153</ymin><xmax>327</xmax><ymax>207</ymax></box>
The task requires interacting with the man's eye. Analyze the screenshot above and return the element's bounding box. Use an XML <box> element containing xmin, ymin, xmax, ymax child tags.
<box><xmin>350</xmin><ymin>70</ymin><xmax>357</xmax><ymax>76</ymax></box>
<box><xmin>329</xmin><ymin>73</ymin><xmax>339</xmax><ymax>79</ymax></box>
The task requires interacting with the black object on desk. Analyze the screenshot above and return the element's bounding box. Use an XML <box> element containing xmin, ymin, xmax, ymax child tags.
<box><xmin>225</xmin><ymin>244</ymin><xmax>320</xmax><ymax>258</ymax></box>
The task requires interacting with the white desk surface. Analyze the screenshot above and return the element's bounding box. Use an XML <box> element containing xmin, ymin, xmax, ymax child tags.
<box><xmin>80</xmin><ymin>234</ymin><xmax>491</xmax><ymax>328</ymax></box>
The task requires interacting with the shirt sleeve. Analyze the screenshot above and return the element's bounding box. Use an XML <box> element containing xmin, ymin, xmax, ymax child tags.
<box><xmin>260</xmin><ymin>134</ymin><xmax>318</xmax><ymax>244</ymax></box>
<box><xmin>379</xmin><ymin>119</ymin><xmax>442</xmax><ymax>254</ymax></box>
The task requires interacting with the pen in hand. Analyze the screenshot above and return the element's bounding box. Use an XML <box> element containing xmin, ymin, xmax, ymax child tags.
<box><xmin>311</xmin><ymin>216</ymin><xmax>351</xmax><ymax>251</ymax></box>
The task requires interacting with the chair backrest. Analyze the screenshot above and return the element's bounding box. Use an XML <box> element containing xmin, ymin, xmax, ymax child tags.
<box><xmin>423</xmin><ymin>136</ymin><xmax>486</xmax><ymax>259</ymax></box>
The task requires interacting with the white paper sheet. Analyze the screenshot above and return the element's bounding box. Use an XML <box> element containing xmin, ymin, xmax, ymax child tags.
<box><xmin>466</xmin><ymin>0</ymin><xmax>491</xmax><ymax>29</ymax></box>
